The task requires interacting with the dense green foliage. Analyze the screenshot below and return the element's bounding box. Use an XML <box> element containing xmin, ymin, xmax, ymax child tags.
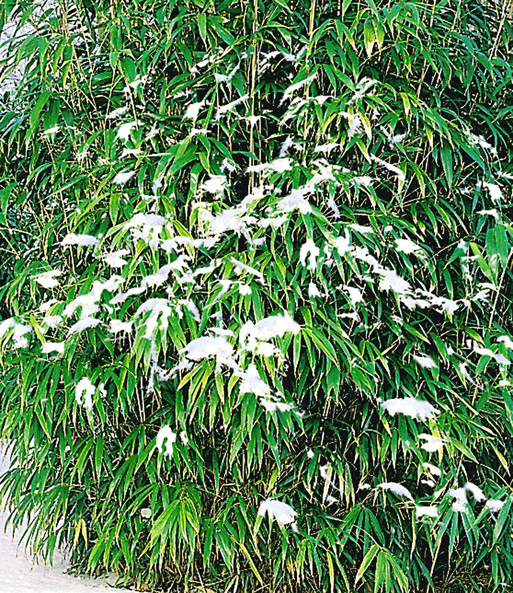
<box><xmin>1</xmin><ymin>0</ymin><xmax>513</xmax><ymax>591</ymax></box>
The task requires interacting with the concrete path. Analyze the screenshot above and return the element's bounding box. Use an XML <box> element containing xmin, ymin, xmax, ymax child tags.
<box><xmin>0</xmin><ymin>449</ymin><xmax>134</xmax><ymax>593</ymax></box>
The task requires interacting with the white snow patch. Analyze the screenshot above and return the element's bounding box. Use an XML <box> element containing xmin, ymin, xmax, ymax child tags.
<box><xmin>415</xmin><ymin>505</ymin><xmax>438</xmax><ymax>518</ymax></box>
<box><xmin>448</xmin><ymin>482</ymin><xmax>485</xmax><ymax>513</ymax></box>
<box><xmin>156</xmin><ymin>426</ymin><xmax>177</xmax><ymax>457</ymax></box>
<box><xmin>257</xmin><ymin>499</ymin><xmax>298</xmax><ymax>531</ymax></box>
<box><xmin>485</xmin><ymin>499</ymin><xmax>505</xmax><ymax>513</ymax></box>
<box><xmin>109</xmin><ymin>320</ymin><xmax>133</xmax><ymax>334</ymax></box>
<box><xmin>34</xmin><ymin>270</ymin><xmax>62</xmax><ymax>289</ymax></box>
<box><xmin>380</xmin><ymin>398</ymin><xmax>440</xmax><ymax>422</ymax></box>
<box><xmin>412</xmin><ymin>354</ymin><xmax>437</xmax><ymax>369</ymax></box>
<box><xmin>67</xmin><ymin>317</ymin><xmax>102</xmax><ymax>336</ymax></box>
<box><xmin>103</xmin><ymin>250</ymin><xmax>129</xmax><ymax>268</ymax></box>
<box><xmin>62</xmin><ymin>234</ymin><xmax>99</xmax><ymax>247</ymax></box>
<box><xmin>395</xmin><ymin>238</ymin><xmax>421</xmax><ymax>254</ymax></box>
<box><xmin>376</xmin><ymin>482</ymin><xmax>413</xmax><ymax>501</ymax></box>
<box><xmin>112</xmin><ymin>170</ymin><xmax>136</xmax><ymax>185</ymax></box>
<box><xmin>422</xmin><ymin>463</ymin><xmax>441</xmax><ymax>477</ymax></box>
<box><xmin>180</xmin><ymin>336</ymin><xmax>233</xmax><ymax>361</ymax></box>
<box><xmin>419</xmin><ymin>434</ymin><xmax>445</xmax><ymax>452</ymax></box>
<box><xmin>41</xmin><ymin>342</ymin><xmax>65</xmax><ymax>355</ymax></box>
<box><xmin>498</xmin><ymin>335</ymin><xmax>513</xmax><ymax>350</ymax></box>
<box><xmin>75</xmin><ymin>377</ymin><xmax>94</xmax><ymax>409</ymax></box>
<box><xmin>299</xmin><ymin>239</ymin><xmax>319</xmax><ymax>270</ymax></box>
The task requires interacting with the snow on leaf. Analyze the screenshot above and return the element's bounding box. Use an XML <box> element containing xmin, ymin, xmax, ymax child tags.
<box><xmin>464</xmin><ymin>481</ymin><xmax>486</xmax><ymax>502</ymax></box>
<box><xmin>419</xmin><ymin>434</ymin><xmax>445</xmax><ymax>452</ymax></box>
<box><xmin>280</xmin><ymin>73</ymin><xmax>317</xmax><ymax>104</ymax></box>
<box><xmin>353</xmin><ymin>175</ymin><xmax>374</xmax><ymax>187</ymax></box>
<box><xmin>448</xmin><ymin>483</ymin><xmax>486</xmax><ymax>513</ymax></box>
<box><xmin>126</xmin><ymin>213</ymin><xmax>168</xmax><ymax>245</ymax></box>
<box><xmin>103</xmin><ymin>250</ymin><xmax>129</xmax><ymax>268</ymax></box>
<box><xmin>477</xmin><ymin>209</ymin><xmax>499</xmax><ymax>220</ymax></box>
<box><xmin>64</xmin><ymin>277</ymin><xmax>124</xmax><ymax>319</ymax></box>
<box><xmin>299</xmin><ymin>239</ymin><xmax>319</xmax><ymax>270</ymax></box>
<box><xmin>10</xmin><ymin>323</ymin><xmax>32</xmax><ymax>349</ymax></box>
<box><xmin>67</xmin><ymin>317</ymin><xmax>102</xmax><ymax>336</ymax></box>
<box><xmin>313</xmin><ymin>142</ymin><xmax>340</xmax><ymax>154</ymax></box>
<box><xmin>201</xmin><ymin>175</ymin><xmax>227</xmax><ymax>195</ymax></box>
<box><xmin>209</xmin><ymin>327</ymin><xmax>234</xmax><ymax>337</ymax></box>
<box><xmin>253</xmin><ymin>342</ymin><xmax>280</xmax><ymax>357</ymax></box>
<box><xmin>422</xmin><ymin>462</ymin><xmax>441</xmax><ymax>477</ymax></box>
<box><xmin>106</xmin><ymin>105</ymin><xmax>128</xmax><ymax>119</ymax></box>
<box><xmin>109</xmin><ymin>319</ymin><xmax>133</xmax><ymax>334</ymax></box>
<box><xmin>498</xmin><ymin>335</ymin><xmax>513</xmax><ymax>350</ymax></box>
<box><xmin>415</xmin><ymin>506</ymin><xmax>438</xmax><ymax>520</ymax></box>
<box><xmin>112</xmin><ymin>170</ymin><xmax>136</xmax><ymax>185</ymax></box>
<box><xmin>135</xmin><ymin>299</ymin><xmax>172</xmax><ymax>340</ymax></box>
<box><xmin>62</xmin><ymin>233</ymin><xmax>99</xmax><ymax>247</ymax></box>
<box><xmin>76</xmin><ymin>377</ymin><xmax>95</xmax><ymax>409</ymax></box>
<box><xmin>39</xmin><ymin>299</ymin><xmax>57</xmax><ymax>313</ymax></box>
<box><xmin>257</xmin><ymin>499</ymin><xmax>298</xmax><ymax>531</ymax></box>
<box><xmin>43</xmin><ymin>315</ymin><xmax>62</xmax><ymax>329</ymax></box>
<box><xmin>450</xmin><ymin>490</ymin><xmax>468</xmax><ymax>513</ymax></box>
<box><xmin>486</xmin><ymin>499</ymin><xmax>505</xmax><ymax>512</ymax></box>
<box><xmin>34</xmin><ymin>270</ymin><xmax>62</xmax><ymax>289</ymax></box>
<box><xmin>395</xmin><ymin>238</ymin><xmax>421</xmax><ymax>254</ymax></box>
<box><xmin>380</xmin><ymin>397</ymin><xmax>440</xmax><ymax>422</ymax></box>
<box><xmin>141</xmin><ymin>264</ymin><xmax>177</xmax><ymax>289</ymax></box>
<box><xmin>239</xmin><ymin>364</ymin><xmax>272</xmax><ymax>398</ymax></box>
<box><xmin>348</xmin><ymin>224</ymin><xmax>374</xmax><ymax>234</ymax></box>
<box><xmin>370</xmin><ymin>154</ymin><xmax>405</xmax><ymax>181</ymax></box>
<box><xmin>482</xmin><ymin>182</ymin><xmax>503</xmax><ymax>202</ymax></box>
<box><xmin>334</xmin><ymin>232</ymin><xmax>351</xmax><ymax>256</ymax></box>
<box><xmin>156</xmin><ymin>425</ymin><xmax>177</xmax><ymax>457</ymax></box>
<box><xmin>251</xmin><ymin>314</ymin><xmax>300</xmax><ymax>340</ymax></box>
<box><xmin>412</xmin><ymin>354</ymin><xmax>437</xmax><ymax>369</ymax></box>
<box><xmin>179</xmin><ymin>336</ymin><xmax>234</xmax><ymax>362</ymax></box>
<box><xmin>214</xmin><ymin>64</ymin><xmax>240</xmax><ymax>83</ymax></box>
<box><xmin>377</xmin><ymin>268</ymin><xmax>410</xmax><ymax>293</ymax></box>
<box><xmin>179</xmin><ymin>299</ymin><xmax>201</xmax><ymax>322</ymax></box>
<box><xmin>308</xmin><ymin>282</ymin><xmax>321</xmax><ymax>298</ymax></box>
<box><xmin>275</xmin><ymin>187</ymin><xmax>312</xmax><ymax>214</ymax></box>
<box><xmin>115</xmin><ymin>121</ymin><xmax>137</xmax><ymax>141</ymax></box>
<box><xmin>376</xmin><ymin>482</ymin><xmax>414</xmax><ymax>501</ymax></box>
<box><xmin>41</xmin><ymin>342</ymin><xmax>65</xmax><ymax>354</ymax></box>
<box><xmin>215</xmin><ymin>94</ymin><xmax>249</xmax><ymax>119</ymax></box>
<box><xmin>345</xmin><ymin>113</ymin><xmax>362</xmax><ymax>138</ymax></box>
<box><xmin>240</xmin><ymin>313</ymin><xmax>300</xmax><ymax>353</ymax></box>
<box><xmin>259</xmin><ymin>399</ymin><xmax>293</xmax><ymax>413</ymax></box>
<box><xmin>258</xmin><ymin>214</ymin><xmax>289</xmax><ymax>229</ymax></box>
<box><xmin>230</xmin><ymin>258</ymin><xmax>265</xmax><ymax>284</ymax></box>
<box><xmin>343</xmin><ymin>285</ymin><xmax>363</xmax><ymax>305</ymax></box>
<box><xmin>184</xmin><ymin>100</ymin><xmax>205</xmax><ymax>121</ymax></box>
<box><xmin>127</xmin><ymin>213</ymin><xmax>167</xmax><ymax>228</ymax></box>
<box><xmin>238</xmin><ymin>283</ymin><xmax>252</xmax><ymax>296</ymax></box>
<box><xmin>473</xmin><ymin>341</ymin><xmax>510</xmax><ymax>365</ymax></box>
<box><xmin>246</xmin><ymin>158</ymin><xmax>293</xmax><ymax>175</ymax></box>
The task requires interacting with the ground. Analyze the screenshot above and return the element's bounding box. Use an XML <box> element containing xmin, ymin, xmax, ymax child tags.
<box><xmin>0</xmin><ymin>449</ymin><xmax>133</xmax><ymax>593</ymax></box>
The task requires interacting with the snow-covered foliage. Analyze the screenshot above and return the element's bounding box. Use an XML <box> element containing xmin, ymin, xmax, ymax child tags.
<box><xmin>1</xmin><ymin>1</ymin><xmax>513</xmax><ymax>592</ymax></box>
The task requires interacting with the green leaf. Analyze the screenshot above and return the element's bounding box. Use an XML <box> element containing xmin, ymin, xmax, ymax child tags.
<box><xmin>363</xmin><ymin>20</ymin><xmax>376</xmax><ymax>57</ymax></box>
<box><xmin>440</xmin><ymin>144</ymin><xmax>453</xmax><ymax>187</ymax></box>
<box><xmin>28</xmin><ymin>91</ymin><xmax>51</xmax><ymax>141</ymax></box>
<box><xmin>355</xmin><ymin>544</ymin><xmax>380</xmax><ymax>583</ymax></box>
<box><xmin>197</xmin><ymin>13</ymin><xmax>207</xmax><ymax>42</ymax></box>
